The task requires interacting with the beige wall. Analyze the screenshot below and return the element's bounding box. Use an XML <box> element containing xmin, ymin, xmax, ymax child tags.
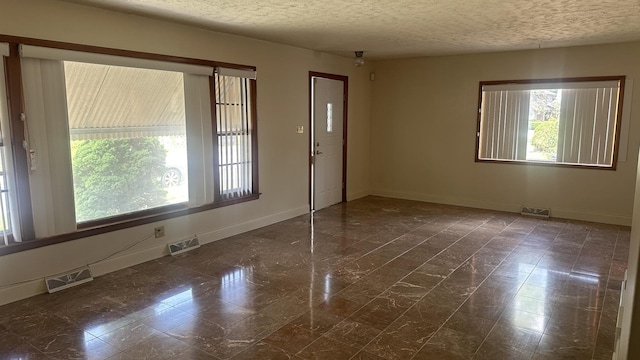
<box><xmin>0</xmin><ymin>0</ymin><xmax>372</xmax><ymax>304</ymax></box>
<box><xmin>370</xmin><ymin>43</ymin><xmax>640</xmax><ymax>225</ymax></box>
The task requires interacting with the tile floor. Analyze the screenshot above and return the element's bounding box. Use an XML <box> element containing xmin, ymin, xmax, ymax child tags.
<box><xmin>0</xmin><ymin>196</ymin><xmax>630</xmax><ymax>359</ymax></box>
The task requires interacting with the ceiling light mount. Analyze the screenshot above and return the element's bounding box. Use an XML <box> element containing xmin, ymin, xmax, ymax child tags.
<box><xmin>354</xmin><ymin>51</ymin><xmax>364</xmax><ymax>67</ymax></box>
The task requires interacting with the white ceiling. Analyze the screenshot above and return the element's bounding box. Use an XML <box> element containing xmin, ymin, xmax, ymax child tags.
<box><xmin>61</xmin><ymin>0</ymin><xmax>640</xmax><ymax>59</ymax></box>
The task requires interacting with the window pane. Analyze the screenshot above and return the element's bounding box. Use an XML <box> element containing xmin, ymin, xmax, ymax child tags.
<box><xmin>64</xmin><ymin>62</ymin><xmax>188</xmax><ymax>223</ymax></box>
<box><xmin>526</xmin><ymin>89</ymin><xmax>560</xmax><ymax>161</ymax></box>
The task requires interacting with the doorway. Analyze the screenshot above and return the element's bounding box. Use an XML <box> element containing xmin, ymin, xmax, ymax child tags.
<box><xmin>309</xmin><ymin>72</ymin><xmax>348</xmax><ymax>211</ymax></box>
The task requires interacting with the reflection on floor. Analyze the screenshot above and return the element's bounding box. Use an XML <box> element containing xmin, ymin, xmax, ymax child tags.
<box><xmin>0</xmin><ymin>196</ymin><xmax>629</xmax><ymax>359</ymax></box>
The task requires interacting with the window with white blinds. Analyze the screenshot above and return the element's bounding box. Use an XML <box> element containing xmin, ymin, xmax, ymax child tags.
<box><xmin>214</xmin><ymin>68</ymin><xmax>257</xmax><ymax>200</ymax></box>
<box><xmin>476</xmin><ymin>77</ymin><xmax>625</xmax><ymax>169</ymax></box>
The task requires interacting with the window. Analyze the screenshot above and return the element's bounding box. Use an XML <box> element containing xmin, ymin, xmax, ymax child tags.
<box><xmin>0</xmin><ymin>37</ymin><xmax>259</xmax><ymax>251</ymax></box>
<box><xmin>64</xmin><ymin>62</ymin><xmax>189</xmax><ymax>223</ymax></box>
<box><xmin>213</xmin><ymin>68</ymin><xmax>258</xmax><ymax>201</ymax></box>
<box><xmin>476</xmin><ymin>77</ymin><xmax>625</xmax><ymax>168</ymax></box>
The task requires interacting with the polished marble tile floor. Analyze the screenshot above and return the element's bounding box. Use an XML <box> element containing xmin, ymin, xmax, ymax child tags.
<box><xmin>0</xmin><ymin>196</ymin><xmax>629</xmax><ymax>359</ymax></box>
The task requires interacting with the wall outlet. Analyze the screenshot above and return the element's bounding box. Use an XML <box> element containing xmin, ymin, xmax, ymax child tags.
<box><xmin>154</xmin><ymin>226</ymin><xmax>165</xmax><ymax>238</ymax></box>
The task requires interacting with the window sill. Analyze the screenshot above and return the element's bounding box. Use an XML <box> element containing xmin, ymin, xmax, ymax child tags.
<box><xmin>0</xmin><ymin>193</ymin><xmax>260</xmax><ymax>256</ymax></box>
<box><xmin>475</xmin><ymin>158</ymin><xmax>616</xmax><ymax>170</ymax></box>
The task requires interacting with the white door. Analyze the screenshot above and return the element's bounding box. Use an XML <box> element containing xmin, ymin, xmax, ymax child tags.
<box><xmin>312</xmin><ymin>76</ymin><xmax>344</xmax><ymax>210</ymax></box>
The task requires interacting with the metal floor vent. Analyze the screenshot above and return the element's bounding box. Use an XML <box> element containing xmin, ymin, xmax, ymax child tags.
<box><xmin>45</xmin><ymin>266</ymin><xmax>93</xmax><ymax>293</ymax></box>
<box><xmin>168</xmin><ymin>236</ymin><xmax>200</xmax><ymax>256</ymax></box>
<box><xmin>521</xmin><ymin>207</ymin><xmax>551</xmax><ymax>218</ymax></box>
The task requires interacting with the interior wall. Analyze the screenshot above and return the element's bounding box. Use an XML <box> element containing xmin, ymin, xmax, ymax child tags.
<box><xmin>0</xmin><ymin>0</ymin><xmax>372</xmax><ymax>305</ymax></box>
<box><xmin>370</xmin><ymin>42</ymin><xmax>640</xmax><ymax>225</ymax></box>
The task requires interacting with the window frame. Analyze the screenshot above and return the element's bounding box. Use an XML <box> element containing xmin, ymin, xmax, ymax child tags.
<box><xmin>0</xmin><ymin>34</ymin><xmax>259</xmax><ymax>256</ymax></box>
<box><xmin>475</xmin><ymin>76</ymin><xmax>625</xmax><ymax>170</ymax></box>
<box><xmin>211</xmin><ymin>72</ymin><xmax>259</xmax><ymax>202</ymax></box>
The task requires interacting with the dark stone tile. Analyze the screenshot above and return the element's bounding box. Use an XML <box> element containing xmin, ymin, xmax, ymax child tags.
<box><xmin>231</xmin><ymin>341</ymin><xmax>300</xmax><ymax>360</ymax></box>
<box><xmin>315</xmin><ymin>295</ymin><xmax>362</xmax><ymax>318</ymax></box>
<box><xmin>364</xmin><ymin>314</ymin><xmax>439</xmax><ymax>360</ymax></box>
<box><xmin>421</xmin><ymin>326</ymin><xmax>485</xmax><ymax>359</ymax></box>
<box><xmin>534</xmin><ymin>333</ymin><xmax>594</xmax><ymax>359</ymax></box>
<box><xmin>118</xmin><ymin>332</ymin><xmax>191</xmax><ymax>360</ymax></box>
<box><xmin>349</xmin><ymin>297</ymin><xmax>407</xmax><ymax>330</ymax></box>
<box><xmin>289</xmin><ymin>310</ymin><xmax>343</xmax><ymax>335</ymax></box>
<box><xmin>296</xmin><ymin>336</ymin><xmax>360</xmax><ymax>360</ymax></box>
<box><xmin>324</xmin><ymin>318</ymin><xmax>381</xmax><ymax>348</ymax></box>
<box><xmin>475</xmin><ymin>322</ymin><xmax>542</xmax><ymax>359</ymax></box>
<box><xmin>264</xmin><ymin>323</ymin><xmax>320</xmax><ymax>354</ymax></box>
<box><xmin>0</xmin><ymin>331</ymin><xmax>50</xmax><ymax>359</ymax></box>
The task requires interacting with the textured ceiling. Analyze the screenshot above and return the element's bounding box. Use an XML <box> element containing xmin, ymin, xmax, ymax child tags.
<box><xmin>61</xmin><ymin>0</ymin><xmax>640</xmax><ymax>59</ymax></box>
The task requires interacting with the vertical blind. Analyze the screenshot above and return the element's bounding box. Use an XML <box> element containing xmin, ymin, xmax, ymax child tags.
<box><xmin>214</xmin><ymin>68</ymin><xmax>255</xmax><ymax>200</ymax></box>
<box><xmin>557</xmin><ymin>87</ymin><xmax>618</xmax><ymax>165</ymax></box>
<box><xmin>479</xmin><ymin>90</ymin><xmax>530</xmax><ymax>161</ymax></box>
<box><xmin>0</xmin><ymin>45</ymin><xmax>20</xmax><ymax>243</ymax></box>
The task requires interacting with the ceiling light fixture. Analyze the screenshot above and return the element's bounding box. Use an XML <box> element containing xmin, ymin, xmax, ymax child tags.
<box><xmin>354</xmin><ymin>51</ymin><xmax>364</xmax><ymax>67</ymax></box>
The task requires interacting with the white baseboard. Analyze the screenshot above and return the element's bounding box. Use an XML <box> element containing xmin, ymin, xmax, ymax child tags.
<box><xmin>0</xmin><ymin>205</ymin><xmax>310</xmax><ymax>306</ymax></box>
<box><xmin>90</xmin><ymin>204</ymin><xmax>310</xmax><ymax>277</ymax></box>
<box><xmin>195</xmin><ymin>205</ymin><xmax>309</xmax><ymax>245</ymax></box>
<box><xmin>371</xmin><ymin>189</ymin><xmax>631</xmax><ymax>226</ymax></box>
<box><xmin>0</xmin><ymin>278</ymin><xmax>48</xmax><ymax>307</ymax></box>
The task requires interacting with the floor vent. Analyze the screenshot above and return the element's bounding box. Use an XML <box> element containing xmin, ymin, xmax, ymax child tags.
<box><xmin>45</xmin><ymin>267</ymin><xmax>93</xmax><ymax>293</ymax></box>
<box><xmin>520</xmin><ymin>207</ymin><xmax>551</xmax><ymax>218</ymax></box>
<box><xmin>168</xmin><ymin>236</ymin><xmax>200</xmax><ymax>256</ymax></box>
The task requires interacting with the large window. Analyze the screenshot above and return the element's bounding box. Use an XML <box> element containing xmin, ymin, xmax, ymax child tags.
<box><xmin>0</xmin><ymin>37</ymin><xmax>259</xmax><ymax>252</ymax></box>
<box><xmin>476</xmin><ymin>77</ymin><xmax>625</xmax><ymax>169</ymax></box>
<box><xmin>64</xmin><ymin>62</ymin><xmax>189</xmax><ymax>223</ymax></box>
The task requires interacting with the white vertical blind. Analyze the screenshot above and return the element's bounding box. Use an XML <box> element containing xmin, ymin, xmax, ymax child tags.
<box><xmin>21</xmin><ymin>58</ymin><xmax>77</xmax><ymax>237</ymax></box>
<box><xmin>557</xmin><ymin>87</ymin><xmax>618</xmax><ymax>165</ymax></box>
<box><xmin>215</xmin><ymin>72</ymin><xmax>253</xmax><ymax>199</ymax></box>
<box><xmin>184</xmin><ymin>73</ymin><xmax>214</xmax><ymax>207</ymax></box>
<box><xmin>479</xmin><ymin>90</ymin><xmax>529</xmax><ymax>160</ymax></box>
<box><xmin>0</xmin><ymin>55</ymin><xmax>21</xmax><ymax>243</ymax></box>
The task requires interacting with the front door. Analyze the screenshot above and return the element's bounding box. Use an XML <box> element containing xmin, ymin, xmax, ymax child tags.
<box><xmin>311</xmin><ymin>75</ymin><xmax>345</xmax><ymax>211</ymax></box>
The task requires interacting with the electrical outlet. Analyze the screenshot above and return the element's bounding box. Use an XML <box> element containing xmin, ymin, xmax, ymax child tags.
<box><xmin>154</xmin><ymin>226</ymin><xmax>165</xmax><ymax>238</ymax></box>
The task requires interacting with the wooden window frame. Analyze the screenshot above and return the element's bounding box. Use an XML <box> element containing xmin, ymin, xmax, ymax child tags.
<box><xmin>475</xmin><ymin>76</ymin><xmax>625</xmax><ymax>170</ymax></box>
<box><xmin>0</xmin><ymin>34</ymin><xmax>259</xmax><ymax>256</ymax></box>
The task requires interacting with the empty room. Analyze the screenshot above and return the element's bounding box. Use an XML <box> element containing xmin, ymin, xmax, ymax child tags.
<box><xmin>1</xmin><ymin>0</ymin><xmax>640</xmax><ymax>359</ymax></box>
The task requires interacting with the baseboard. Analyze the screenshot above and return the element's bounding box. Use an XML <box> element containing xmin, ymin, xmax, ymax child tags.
<box><xmin>0</xmin><ymin>205</ymin><xmax>310</xmax><ymax>306</ymax></box>
<box><xmin>371</xmin><ymin>189</ymin><xmax>631</xmax><ymax>226</ymax></box>
<box><xmin>195</xmin><ymin>205</ymin><xmax>310</xmax><ymax>245</ymax></box>
<box><xmin>90</xmin><ymin>204</ymin><xmax>310</xmax><ymax>277</ymax></box>
<box><xmin>0</xmin><ymin>278</ymin><xmax>49</xmax><ymax>307</ymax></box>
<box><xmin>347</xmin><ymin>189</ymin><xmax>370</xmax><ymax>201</ymax></box>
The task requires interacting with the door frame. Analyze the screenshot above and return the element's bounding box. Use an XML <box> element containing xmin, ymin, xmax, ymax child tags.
<box><xmin>309</xmin><ymin>71</ymin><xmax>348</xmax><ymax>211</ymax></box>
